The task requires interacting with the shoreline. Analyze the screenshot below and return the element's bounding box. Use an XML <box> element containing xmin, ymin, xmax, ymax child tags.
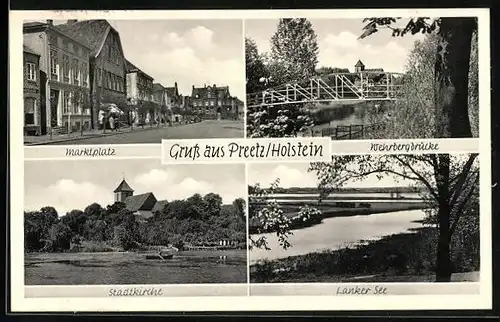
<box><xmin>250</xmin><ymin>226</ymin><xmax>479</xmax><ymax>283</ymax></box>
<box><xmin>250</xmin><ymin>202</ymin><xmax>429</xmax><ymax>234</ymax></box>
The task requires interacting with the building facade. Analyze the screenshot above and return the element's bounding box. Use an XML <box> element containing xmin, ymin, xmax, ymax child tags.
<box><xmin>56</xmin><ymin>19</ymin><xmax>128</xmax><ymax>129</ymax></box>
<box><xmin>125</xmin><ymin>59</ymin><xmax>157</xmax><ymax>123</ymax></box>
<box><xmin>23</xmin><ymin>46</ymin><xmax>41</xmax><ymax>135</ymax></box>
<box><xmin>190</xmin><ymin>84</ymin><xmax>239</xmax><ymax>120</ymax></box>
<box><xmin>23</xmin><ymin>20</ymin><xmax>92</xmax><ymax>134</ymax></box>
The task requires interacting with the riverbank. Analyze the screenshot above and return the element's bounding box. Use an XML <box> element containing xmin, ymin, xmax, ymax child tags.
<box><xmin>250</xmin><ymin>226</ymin><xmax>479</xmax><ymax>283</ymax></box>
<box><xmin>249</xmin><ymin>201</ymin><xmax>429</xmax><ymax>234</ymax></box>
<box><xmin>25</xmin><ymin>240</ymin><xmax>245</xmax><ymax>255</ymax></box>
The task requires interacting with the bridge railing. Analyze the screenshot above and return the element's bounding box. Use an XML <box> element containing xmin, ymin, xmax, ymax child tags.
<box><xmin>246</xmin><ymin>72</ymin><xmax>404</xmax><ymax>108</ymax></box>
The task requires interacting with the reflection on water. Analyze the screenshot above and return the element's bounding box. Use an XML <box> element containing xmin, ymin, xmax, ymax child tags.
<box><xmin>25</xmin><ymin>250</ymin><xmax>247</xmax><ymax>285</ymax></box>
<box><xmin>250</xmin><ymin>210</ymin><xmax>426</xmax><ymax>264</ymax></box>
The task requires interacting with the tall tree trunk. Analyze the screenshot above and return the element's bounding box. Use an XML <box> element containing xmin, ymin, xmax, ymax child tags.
<box><xmin>434</xmin><ymin>17</ymin><xmax>476</xmax><ymax>138</ymax></box>
<box><xmin>435</xmin><ymin>154</ymin><xmax>452</xmax><ymax>282</ymax></box>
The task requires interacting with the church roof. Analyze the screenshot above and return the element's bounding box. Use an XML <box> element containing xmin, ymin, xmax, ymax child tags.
<box><xmin>355</xmin><ymin>59</ymin><xmax>365</xmax><ymax>67</ymax></box>
<box><xmin>124</xmin><ymin>192</ymin><xmax>157</xmax><ymax>212</ymax></box>
<box><xmin>113</xmin><ymin>179</ymin><xmax>134</xmax><ymax>193</ymax></box>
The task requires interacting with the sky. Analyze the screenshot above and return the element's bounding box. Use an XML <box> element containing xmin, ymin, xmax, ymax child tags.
<box><xmin>245</xmin><ymin>18</ymin><xmax>427</xmax><ymax>73</ymax></box>
<box><xmin>248</xmin><ymin>163</ymin><xmax>416</xmax><ymax>189</ymax></box>
<box><xmin>48</xmin><ymin>19</ymin><xmax>245</xmax><ymax>99</ymax></box>
<box><xmin>24</xmin><ymin>160</ymin><xmax>245</xmax><ymax>215</ymax></box>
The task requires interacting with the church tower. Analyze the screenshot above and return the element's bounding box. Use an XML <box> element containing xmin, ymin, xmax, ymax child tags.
<box><xmin>113</xmin><ymin>177</ymin><xmax>134</xmax><ymax>203</ymax></box>
<box><xmin>355</xmin><ymin>59</ymin><xmax>365</xmax><ymax>73</ymax></box>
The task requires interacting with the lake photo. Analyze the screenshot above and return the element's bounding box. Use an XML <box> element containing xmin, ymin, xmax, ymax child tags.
<box><xmin>248</xmin><ymin>158</ymin><xmax>480</xmax><ymax>284</ymax></box>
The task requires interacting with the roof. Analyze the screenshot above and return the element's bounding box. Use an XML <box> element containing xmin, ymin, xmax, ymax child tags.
<box><xmin>365</xmin><ymin>68</ymin><xmax>384</xmax><ymax>72</ymax></box>
<box><xmin>355</xmin><ymin>60</ymin><xmax>365</xmax><ymax>67</ymax></box>
<box><xmin>114</xmin><ymin>179</ymin><xmax>134</xmax><ymax>193</ymax></box>
<box><xmin>23</xmin><ymin>45</ymin><xmax>40</xmax><ymax>56</ymax></box>
<box><xmin>124</xmin><ymin>192</ymin><xmax>157</xmax><ymax>212</ymax></box>
<box><xmin>24</xmin><ymin>21</ymin><xmax>92</xmax><ymax>50</ymax></box>
<box><xmin>125</xmin><ymin>58</ymin><xmax>153</xmax><ymax>80</ymax></box>
<box><xmin>152</xmin><ymin>83</ymin><xmax>165</xmax><ymax>92</ymax></box>
<box><xmin>165</xmin><ymin>87</ymin><xmax>178</xmax><ymax>97</ymax></box>
<box><xmin>55</xmin><ymin>20</ymin><xmax>110</xmax><ymax>56</ymax></box>
<box><xmin>152</xmin><ymin>200</ymin><xmax>169</xmax><ymax>213</ymax></box>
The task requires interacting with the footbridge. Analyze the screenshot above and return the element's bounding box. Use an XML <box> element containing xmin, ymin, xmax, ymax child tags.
<box><xmin>246</xmin><ymin>71</ymin><xmax>404</xmax><ymax>108</ymax></box>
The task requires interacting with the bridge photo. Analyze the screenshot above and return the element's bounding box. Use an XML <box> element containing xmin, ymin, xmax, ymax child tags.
<box><xmin>245</xmin><ymin>18</ymin><xmax>479</xmax><ymax>140</ymax></box>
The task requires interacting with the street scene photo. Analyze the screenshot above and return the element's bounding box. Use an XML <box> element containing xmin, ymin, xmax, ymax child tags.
<box><xmin>248</xmin><ymin>154</ymin><xmax>479</xmax><ymax>284</ymax></box>
<box><xmin>245</xmin><ymin>18</ymin><xmax>478</xmax><ymax>140</ymax></box>
<box><xmin>23</xmin><ymin>19</ymin><xmax>245</xmax><ymax>145</ymax></box>
<box><xmin>24</xmin><ymin>161</ymin><xmax>247</xmax><ymax>285</ymax></box>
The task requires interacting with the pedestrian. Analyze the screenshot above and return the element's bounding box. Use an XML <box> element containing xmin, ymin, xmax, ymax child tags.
<box><xmin>109</xmin><ymin>114</ymin><xmax>115</xmax><ymax>131</ymax></box>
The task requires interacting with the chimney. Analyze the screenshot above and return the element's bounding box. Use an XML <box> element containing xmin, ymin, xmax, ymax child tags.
<box><xmin>68</xmin><ymin>19</ymin><xmax>78</xmax><ymax>25</ymax></box>
<box><xmin>192</xmin><ymin>85</ymin><xmax>194</xmax><ymax>89</ymax></box>
<box><xmin>46</xmin><ymin>19</ymin><xmax>53</xmax><ymax>26</ymax></box>
<box><xmin>213</xmin><ymin>84</ymin><xmax>216</xmax><ymax>89</ymax></box>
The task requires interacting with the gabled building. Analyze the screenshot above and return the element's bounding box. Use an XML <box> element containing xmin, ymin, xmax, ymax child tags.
<box><xmin>113</xmin><ymin>178</ymin><xmax>168</xmax><ymax>219</ymax></box>
<box><xmin>23</xmin><ymin>45</ymin><xmax>41</xmax><ymax>136</ymax></box>
<box><xmin>190</xmin><ymin>84</ymin><xmax>239</xmax><ymax>120</ymax></box>
<box><xmin>55</xmin><ymin>19</ymin><xmax>128</xmax><ymax>129</ymax></box>
<box><xmin>125</xmin><ymin>59</ymin><xmax>157</xmax><ymax>123</ymax></box>
<box><xmin>164</xmin><ymin>82</ymin><xmax>182</xmax><ymax>110</ymax></box>
<box><xmin>23</xmin><ymin>20</ymin><xmax>92</xmax><ymax>134</ymax></box>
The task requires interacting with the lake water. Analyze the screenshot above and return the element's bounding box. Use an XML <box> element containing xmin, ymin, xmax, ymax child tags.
<box><xmin>250</xmin><ymin>209</ymin><xmax>427</xmax><ymax>264</ymax></box>
<box><xmin>25</xmin><ymin>249</ymin><xmax>247</xmax><ymax>285</ymax></box>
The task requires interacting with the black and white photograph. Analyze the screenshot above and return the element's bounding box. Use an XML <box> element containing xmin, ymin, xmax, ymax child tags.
<box><xmin>248</xmin><ymin>154</ymin><xmax>480</xmax><ymax>284</ymax></box>
<box><xmin>24</xmin><ymin>161</ymin><xmax>248</xmax><ymax>285</ymax></box>
<box><xmin>23</xmin><ymin>19</ymin><xmax>245</xmax><ymax>146</ymax></box>
<box><xmin>245</xmin><ymin>17</ymin><xmax>479</xmax><ymax>140</ymax></box>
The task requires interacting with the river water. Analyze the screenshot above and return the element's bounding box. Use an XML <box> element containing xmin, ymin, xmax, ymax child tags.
<box><xmin>25</xmin><ymin>249</ymin><xmax>247</xmax><ymax>285</ymax></box>
<box><xmin>250</xmin><ymin>209</ymin><xmax>427</xmax><ymax>264</ymax></box>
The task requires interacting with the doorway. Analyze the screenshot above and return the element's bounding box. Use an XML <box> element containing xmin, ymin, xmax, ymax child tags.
<box><xmin>50</xmin><ymin>89</ymin><xmax>59</xmax><ymax>127</ymax></box>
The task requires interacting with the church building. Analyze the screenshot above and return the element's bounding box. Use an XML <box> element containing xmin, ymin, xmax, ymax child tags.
<box><xmin>113</xmin><ymin>178</ymin><xmax>169</xmax><ymax>219</ymax></box>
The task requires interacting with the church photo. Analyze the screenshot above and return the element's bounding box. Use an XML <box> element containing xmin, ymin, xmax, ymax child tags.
<box><xmin>23</xmin><ymin>159</ymin><xmax>248</xmax><ymax>288</ymax></box>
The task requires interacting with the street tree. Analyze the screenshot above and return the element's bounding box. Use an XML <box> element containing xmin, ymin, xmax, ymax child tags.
<box><xmin>309</xmin><ymin>153</ymin><xmax>479</xmax><ymax>282</ymax></box>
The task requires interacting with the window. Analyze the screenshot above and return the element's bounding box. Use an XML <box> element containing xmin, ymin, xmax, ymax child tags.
<box><xmin>62</xmin><ymin>54</ymin><xmax>70</xmax><ymax>83</ymax></box>
<box><xmin>63</xmin><ymin>91</ymin><xmax>71</xmax><ymax>114</ymax></box>
<box><xmin>210</xmin><ymin>100</ymin><xmax>215</xmax><ymax>106</ymax></box>
<box><xmin>24</xmin><ymin>98</ymin><xmax>36</xmax><ymax>125</ymax></box>
<box><xmin>73</xmin><ymin>92</ymin><xmax>81</xmax><ymax>114</ymax></box>
<box><xmin>204</xmin><ymin>101</ymin><xmax>209</xmax><ymax>107</ymax></box>
<box><xmin>107</xmin><ymin>71</ymin><xmax>112</xmax><ymax>89</ymax></box>
<box><xmin>72</xmin><ymin>58</ymin><xmax>79</xmax><ymax>85</ymax></box>
<box><xmin>97</xmin><ymin>68</ymin><xmax>102</xmax><ymax>86</ymax></box>
<box><xmin>50</xmin><ymin>50</ymin><xmax>58</xmax><ymax>80</ymax></box>
<box><xmin>217</xmin><ymin>101</ymin><xmax>222</xmax><ymax>106</ymax></box>
<box><xmin>81</xmin><ymin>63</ymin><xmax>88</xmax><ymax>87</ymax></box>
<box><xmin>25</xmin><ymin>63</ymin><xmax>36</xmax><ymax>81</ymax></box>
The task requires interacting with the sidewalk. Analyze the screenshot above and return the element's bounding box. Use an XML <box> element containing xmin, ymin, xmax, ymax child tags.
<box><xmin>24</xmin><ymin>124</ymin><xmax>169</xmax><ymax>146</ymax></box>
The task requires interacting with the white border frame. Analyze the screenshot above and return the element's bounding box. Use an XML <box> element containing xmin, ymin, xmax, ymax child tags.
<box><xmin>10</xmin><ymin>8</ymin><xmax>491</xmax><ymax>312</ymax></box>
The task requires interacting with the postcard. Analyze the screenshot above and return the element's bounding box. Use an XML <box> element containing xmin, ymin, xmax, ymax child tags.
<box><xmin>9</xmin><ymin>8</ymin><xmax>491</xmax><ymax>312</ymax></box>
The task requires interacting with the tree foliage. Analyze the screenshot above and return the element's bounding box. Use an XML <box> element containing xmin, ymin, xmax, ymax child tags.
<box><xmin>361</xmin><ymin>17</ymin><xmax>478</xmax><ymax>138</ymax></box>
<box><xmin>248</xmin><ymin>178</ymin><xmax>323</xmax><ymax>251</ymax></box>
<box><xmin>309</xmin><ymin>153</ymin><xmax>479</xmax><ymax>281</ymax></box>
<box><xmin>24</xmin><ymin>194</ymin><xmax>247</xmax><ymax>253</ymax></box>
<box><xmin>245</xmin><ymin>19</ymin><xmax>318</xmax><ymax>138</ymax></box>
<box><xmin>270</xmin><ymin>18</ymin><xmax>319</xmax><ymax>84</ymax></box>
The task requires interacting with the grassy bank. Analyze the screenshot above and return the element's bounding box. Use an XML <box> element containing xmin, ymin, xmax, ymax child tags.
<box><xmin>249</xmin><ymin>202</ymin><xmax>428</xmax><ymax>234</ymax></box>
<box><xmin>250</xmin><ymin>226</ymin><xmax>479</xmax><ymax>283</ymax></box>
